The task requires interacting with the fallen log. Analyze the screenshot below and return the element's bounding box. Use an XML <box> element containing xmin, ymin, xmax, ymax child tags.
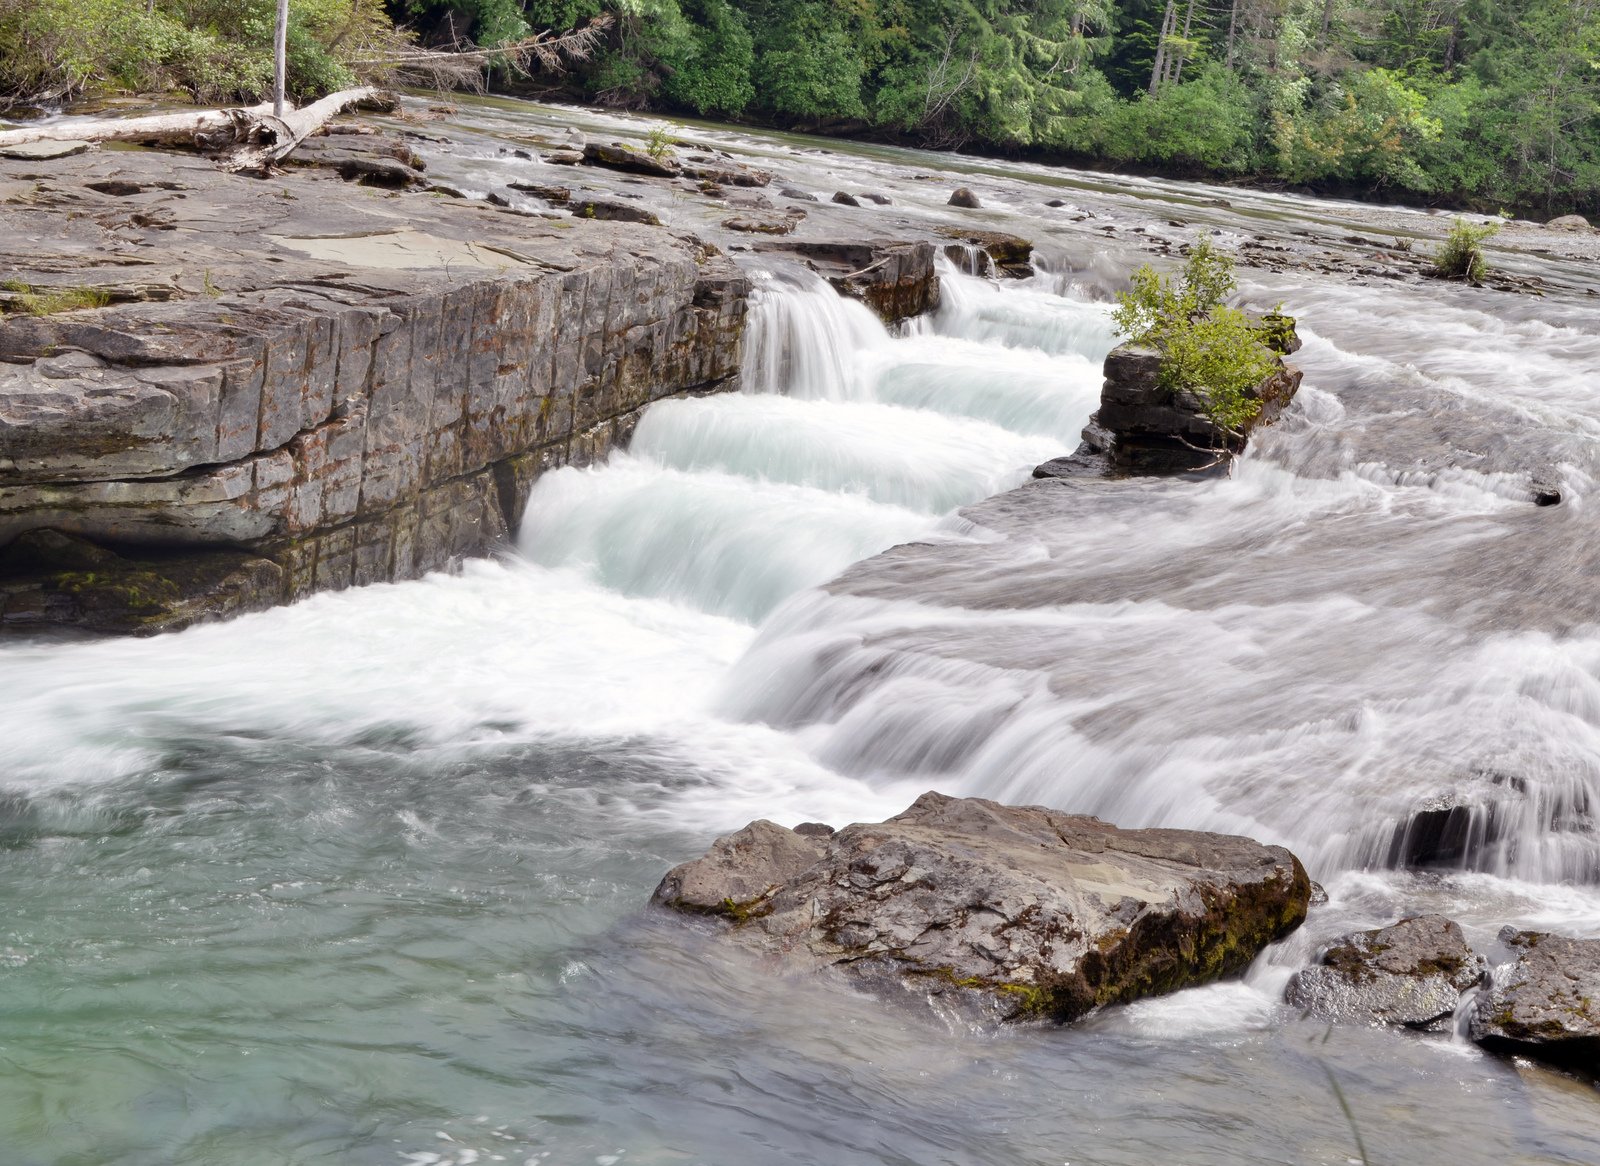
<box><xmin>0</xmin><ymin>87</ymin><xmax>378</xmax><ymax>174</ymax></box>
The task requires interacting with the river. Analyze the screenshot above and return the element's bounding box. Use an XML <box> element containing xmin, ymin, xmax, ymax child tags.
<box><xmin>1</xmin><ymin>97</ymin><xmax>1598</xmax><ymax>1165</ymax></box>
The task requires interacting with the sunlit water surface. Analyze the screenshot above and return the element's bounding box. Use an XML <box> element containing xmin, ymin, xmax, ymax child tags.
<box><xmin>3</xmin><ymin>104</ymin><xmax>1600</xmax><ymax>1166</ymax></box>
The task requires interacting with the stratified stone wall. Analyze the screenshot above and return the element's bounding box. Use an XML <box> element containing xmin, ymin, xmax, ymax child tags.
<box><xmin>0</xmin><ymin>149</ymin><xmax>747</xmax><ymax>631</ymax></box>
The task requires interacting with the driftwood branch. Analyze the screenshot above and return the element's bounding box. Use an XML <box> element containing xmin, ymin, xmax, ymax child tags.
<box><xmin>350</xmin><ymin>16</ymin><xmax>615</xmax><ymax>93</ymax></box>
<box><xmin>0</xmin><ymin>87</ymin><xmax>377</xmax><ymax>174</ymax></box>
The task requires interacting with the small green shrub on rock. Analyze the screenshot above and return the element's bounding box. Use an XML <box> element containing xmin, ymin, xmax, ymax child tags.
<box><xmin>1432</xmin><ymin>216</ymin><xmax>1499</xmax><ymax>283</ymax></box>
<box><xmin>1111</xmin><ymin>240</ymin><xmax>1278</xmax><ymax>435</ymax></box>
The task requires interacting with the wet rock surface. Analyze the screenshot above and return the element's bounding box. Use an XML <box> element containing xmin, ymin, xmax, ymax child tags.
<box><xmin>1471</xmin><ymin>930</ymin><xmax>1600</xmax><ymax>1070</ymax></box>
<box><xmin>936</xmin><ymin>228</ymin><xmax>1034</xmax><ymax>278</ymax></box>
<box><xmin>1286</xmin><ymin>915</ymin><xmax>1487</xmax><ymax>1030</ymax></box>
<box><xmin>0</xmin><ymin>146</ymin><xmax>747</xmax><ymax>633</ymax></box>
<box><xmin>653</xmin><ymin>791</ymin><xmax>1311</xmax><ymax>1021</ymax></box>
<box><xmin>751</xmin><ymin>239</ymin><xmax>939</xmax><ymax>324</ymax></box>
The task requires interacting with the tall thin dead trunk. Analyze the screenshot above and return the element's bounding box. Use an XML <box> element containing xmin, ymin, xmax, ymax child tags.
<box><xmin>1149</xmin><ymin>0</ymin><xmax>1178</xmax><ymax>94</ymax></box>
<box><xmin>1172</xmin><ymin>0</ymin><xmax>1201</xmax><ymax>86</ymax></box>
<box><xmin>1226</xmin><ymin>0</ymin><xmax>1239</xmax><ymax>68</ymax></box>
<box><xmin>272</xmin><ymin>0</ymin><xmax>289</xmax><ymax>118</ymax></box>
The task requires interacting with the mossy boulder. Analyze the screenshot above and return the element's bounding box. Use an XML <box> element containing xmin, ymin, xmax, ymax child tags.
<box><xmin>652</xmin><ymin>791</ymin><xmax>1310</xmax><ymax>1022</ymax></box>
<box><xmin>1286</xmin><ymin>914</ymin><xmax>1487</xmax><ymax>1030</ymax></box>
<box><xmin>0</xmin><ymin>529</ymin><xmax>282</xmax><ymax>635</ymax></box>
<box><xmin>1470</xmin><ymin>930</ymin><xmax>1600</xmax><ymax>1071</ymax></box>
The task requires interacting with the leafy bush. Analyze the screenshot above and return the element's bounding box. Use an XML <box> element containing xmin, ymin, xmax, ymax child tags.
<box><xmin>1432</xmin><ymin>217</ymin><xmax>1499</xmax><ymax>283</ymax></box>
<box><xmin>1111</xmin><ymin>241</ymin><xmax>1279</xmax><ymax>435</ymax></box>
<box><xmin>0</xmin><ymin>0</ymin><xmax>389</xmax><ymax>105</ymax></box>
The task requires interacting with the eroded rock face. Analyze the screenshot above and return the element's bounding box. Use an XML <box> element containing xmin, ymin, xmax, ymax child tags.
<box><xmin>0</xmin><ymin>149</ymin><xmax>749</xmax><ymax>633</ymax></box>
<box><xmin>1286</xmin><ymin>915</ymin><xmax>1487</xmax><ymax>1030</ymax></box>
<box><xmin>1471</xmin><ymin>930</ymin><xmax>1600</xmax><ymax>1069</ymax></box>
<box><xmin>652</xmin><ymin>792</ymin><xmax>1311</xmax><ymax>1021</ymax></box>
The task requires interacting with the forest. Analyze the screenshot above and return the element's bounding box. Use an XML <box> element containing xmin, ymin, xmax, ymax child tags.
<box><xmin>2</xmin><ymin>0</ymin><xmax>1597</xmax><ymax>216</ymax></box>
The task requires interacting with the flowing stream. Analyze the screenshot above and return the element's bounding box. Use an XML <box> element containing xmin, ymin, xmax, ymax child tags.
<box><xmin>3</xmin><ymin>102</ymin><xmax>1600</xmax><ymax>1165</ymax></box>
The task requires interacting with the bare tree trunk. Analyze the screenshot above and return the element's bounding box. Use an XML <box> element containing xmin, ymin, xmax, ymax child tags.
<box><xmin>273</xmin><ymin>0</ymin><xmax>289</xmax><ymax>119</ymax></box>
<box><xmin>1149</xmin><ymin>0</ymin><xmax>1178</xmax><ymax>94</ymax></box>
<box><xmin>1172</xmin><ymin>0</ymin><xmax>1200</xmax><ymax>86</ymax></box>
<box><xmin>1318</xmin><ymin>0</ymin><xmax>1335</xmax><ymax>49</ymax></box>
<box><xmin>0</xmin><ymin>88</ymin><xmax>377</xmax><ymax>174</ymax></box>
<box><xmin>1226</xmin><ymin>0</ymin><xmax>1239</xmax><ymax>68</ymax></box>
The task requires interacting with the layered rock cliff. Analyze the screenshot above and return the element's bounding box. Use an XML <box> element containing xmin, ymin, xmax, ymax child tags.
<box><xmin>0</xmin><ymin>148</ymin><xmax>748</xmax><ymax>632</ymax></box>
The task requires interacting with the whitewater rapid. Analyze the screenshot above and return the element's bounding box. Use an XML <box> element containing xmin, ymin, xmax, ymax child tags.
<box><xmin>4</xmin><ymin>232</ymin><xmax>1600</xmax><ymax>1164</ymax></box>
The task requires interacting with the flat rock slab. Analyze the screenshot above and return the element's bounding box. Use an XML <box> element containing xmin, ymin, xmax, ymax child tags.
<box><xmin>0</xmin><ymin>140</ymin><xmax>91</xmax><ymax>160</ymax></box>
<box><xmin>652</xmin><ymin>791</ymin><xmax>1310</xmax><ymax>1021</ymax></box>
<box><xmin>1471</xmin><ymin>930</ymin><xmax>1600</xmax><ymax>1070</ymax></box>
<box><xmin>1286</xmin><ymin>914</ymin><xmax>1487</xmax><ymax>1030</ymax></box>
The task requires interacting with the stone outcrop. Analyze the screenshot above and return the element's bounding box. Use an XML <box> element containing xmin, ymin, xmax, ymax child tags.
<box><xmin>581</xmin><ymin>141</ymin><xmax>680</xmax><ymax>178</ymax></box>
<box><xmin>1035</xmin><ymin>314</ymin><xmax>1302</xmax><ymax>478</ymax></box>
<box><xmin>936</xmin><ymin>228</ymin><xmax>1033</xmax><ymax>279</ymax></box>
<box><xmin>0</xmin><ymin>148</ymin><xmax>747</xmax><ymax>633</ymax></box>
<box><xmin>1470</xmin><ymin>930</ymin><xmax>1600</xmax><ymax>1069</ymax></box>
<box><xmin>1286</xmin><ymin>915</ymin><xmax>1487</xmax><ymax>1030</ymax></box>
<box><xmin>752</xmin><ymin>240</ymin><xmax>939</xmax><ymax>324</ymax></box>
<box><xmin>653</xmin><ymin>791</ymin><xmax>1311</xmax><ymax>1021</ymax></box>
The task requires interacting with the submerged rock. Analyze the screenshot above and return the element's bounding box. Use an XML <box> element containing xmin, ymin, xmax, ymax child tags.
<box><xmin>1286</xmin><ymin>915</ymin><xmax>1487</xmax><ymax>1030</ymax></box>
<box><xmin>1471</xmin><ymin>930</ymin><xmax>1600</xmax><ymax>1070</ymax></box>
<box><xmin>652</xmin><ymin>792</ymin><xmax>1310</xmax><ymax>1021</ymax></box>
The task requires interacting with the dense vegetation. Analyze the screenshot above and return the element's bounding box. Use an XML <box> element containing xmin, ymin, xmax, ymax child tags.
<box><xmin>3</xmin><ymin>0</ymin><xmax>1596</xmax><ymax>216</ymax></box>
<box><xmin>425</xmin><ymin>0</ymin><xmax>1600</xmax><ymax>217</ymax></box>
<box><xmin>0</xmin><ymin>0</ymin><xmax>396</xmax><ymax>104</ymax></box>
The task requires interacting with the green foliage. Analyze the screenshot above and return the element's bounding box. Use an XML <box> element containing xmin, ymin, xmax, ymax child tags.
<box><xmin>645</xmin><ymin>122</ymin><xmax>676</xmax><ymax>158</ymax></box>
<box><xmin>661</xmin><ymin>0</ymin><xmax>754</xmax><ymax>115</ymax></box>
<box><xmin>0</xmin><ymin>0</ymin><xmax>386</xmax><ymax>104</ymax></box>
<box><xmin>1432</xmin><ymin>216</ymin><xmax>1499</xmax><ymax>283</ymax></box>
<box><xmin>7</xmin><ymin>0</ymin><xmax>1598</xmax><ymax>217</ymax></box>
<box><xmin>0</xmin><ymin>280</ymin><xmax>112</xmax><ymax>316</ymax></box>
<box><xmin>1111</xmin><ymin>241</ymin><xmax>1279</xmax><ymax>435</ymax></box>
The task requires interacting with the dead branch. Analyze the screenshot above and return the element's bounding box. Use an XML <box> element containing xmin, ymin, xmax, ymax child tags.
<box><xmin>349</xmin><ymin>16</ymin><xmax>614</xmax><ymax>93</ymax></box>
<box><xmin>0</xmin><ymin>87</ymin><xmax>377</xmax><ymax>174</ymax></box>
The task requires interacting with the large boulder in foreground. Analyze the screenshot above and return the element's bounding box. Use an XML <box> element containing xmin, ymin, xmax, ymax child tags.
<box><xmin>1286</xmin><ymin>915</ymin><xmax>1487</xmax><ymax>1030</ymax></box>
<box><xmin>1470</xmin><ymin>930</ymin><xmax>1600</xmax><ymax>1069</ymax></box>
<box><xmin>652</xmin><ymin>792</ymin><xmax>1310</xmax><ymax>1021</ymax></box>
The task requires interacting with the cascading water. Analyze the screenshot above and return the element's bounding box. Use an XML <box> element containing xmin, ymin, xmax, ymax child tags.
<box><xmin>2</xmin><ymin>141</ymin><xmax>1599</xmax><ymax>1164</ymax></box>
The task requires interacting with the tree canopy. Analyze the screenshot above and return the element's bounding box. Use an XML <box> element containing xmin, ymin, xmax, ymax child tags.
<box><xmin>3</xmin><ymin>0</ymin><xmax>1595</xmax><ymax>215</ymax></box>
